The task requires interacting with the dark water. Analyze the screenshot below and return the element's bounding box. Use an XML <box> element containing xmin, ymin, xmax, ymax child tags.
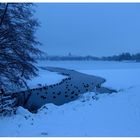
<box><xmin>17</xmin><ymin>67</ymin><xmax>113</xmax><ymax>112</ymax></box>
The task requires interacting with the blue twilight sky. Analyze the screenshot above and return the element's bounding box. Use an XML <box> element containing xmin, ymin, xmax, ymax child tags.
<box><xmin>35</xmin><ymin>3</ymin><xmax>140</xmax><ymax>57</ymax></box>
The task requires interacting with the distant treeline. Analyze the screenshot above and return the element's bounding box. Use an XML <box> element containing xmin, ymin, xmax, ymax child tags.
<box><xmin>101</xmin><ymin>52</ymin><xmax>140</xmax><ymax>62</ymax></box>
<box><xmin>37</xmin><ymin>52</ymin><xmax>140</xmax><ymax>62</ymax></box>
<box><xmin>37</xmin><ymin>55</ymin><xmax>100</xmax><ymax>61</ymax></box>
<box><xmin>45</xmin><ymin>56</ymin><xmax>100</xmax><ymax>61</ymax></box>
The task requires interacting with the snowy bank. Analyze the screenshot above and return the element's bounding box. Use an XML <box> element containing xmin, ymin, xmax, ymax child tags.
<box><xmin>0</xmin><ymin>66</ymin><xmax>140</xmax><ymax>136</ymax></box>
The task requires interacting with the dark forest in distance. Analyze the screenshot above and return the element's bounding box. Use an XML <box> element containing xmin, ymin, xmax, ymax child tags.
<box><xmin>37</xmin><ymin>52</ymin><xmax>140</xmax><ymax>62</ymax></box>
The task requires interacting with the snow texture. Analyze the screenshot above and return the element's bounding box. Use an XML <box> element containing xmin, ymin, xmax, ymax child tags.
<box><xmin>0</xmin><ymin>61</ymin><xmax>140</xmax><ymax>137</ymax></box>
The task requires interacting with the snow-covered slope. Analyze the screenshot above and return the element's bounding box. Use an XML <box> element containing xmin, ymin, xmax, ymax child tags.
<box><xmin>26</xmin><ymin>68</ymin><xmax>67</xmax><ymax>89</ymax></box>
<box><xmin>0</xmin><ymin>87</ymin><xmax>140</xmax><ymax>137</ymax></box>
<box><xmin>0</xmin><ymin>61</ymin><xmax>140</xmax><ymax>137</ymax></box>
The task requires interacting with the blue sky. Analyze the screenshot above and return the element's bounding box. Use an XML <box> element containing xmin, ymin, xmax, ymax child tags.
<box><xmin>35</xmin><ymin>3</ymin><xmax>140</xmax><ymax>56</ymax></box>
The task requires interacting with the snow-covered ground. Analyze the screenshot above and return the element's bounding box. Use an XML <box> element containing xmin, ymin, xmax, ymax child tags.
<box><xmin>0</xmin><ymin>61</ymin><xmax>140</xmax><ymax>137</ymax></box>
<box><xmin>43</xmin><ymin>60</ymin><xmax>140</xmax><ymax>70</ymax></box>
<box><xmin>27</xmin><ymin>68</ymin><xmax>67</xmax><ymax>89</ymax></box>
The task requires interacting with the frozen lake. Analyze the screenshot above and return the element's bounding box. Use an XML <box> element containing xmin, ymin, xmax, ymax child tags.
<box><xmin>38</xmin><ymin>60</ymin><xmax>140</xmax><ymax>70</ymax></box>
<box><xmin>1</xmin><ymin>60</ymin><xmax>140</xmax><ymax>137</ymax></box>
<box><xmin>36</xmin><ymin>60</ymin><xmax>140</xmax><ymax>91</ymax></box>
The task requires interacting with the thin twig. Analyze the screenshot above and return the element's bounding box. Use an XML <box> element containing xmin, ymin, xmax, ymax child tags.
<box><xmin>0</xmin><ymin>3</ymin><xmax>9</xmax><ymax>26</ymax></box>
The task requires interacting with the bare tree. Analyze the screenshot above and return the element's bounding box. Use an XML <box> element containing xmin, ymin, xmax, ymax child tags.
<box><xmin>0</xmin><ymin>3</ymin><xmax>42</xmax><ymax>92</ymax></box>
